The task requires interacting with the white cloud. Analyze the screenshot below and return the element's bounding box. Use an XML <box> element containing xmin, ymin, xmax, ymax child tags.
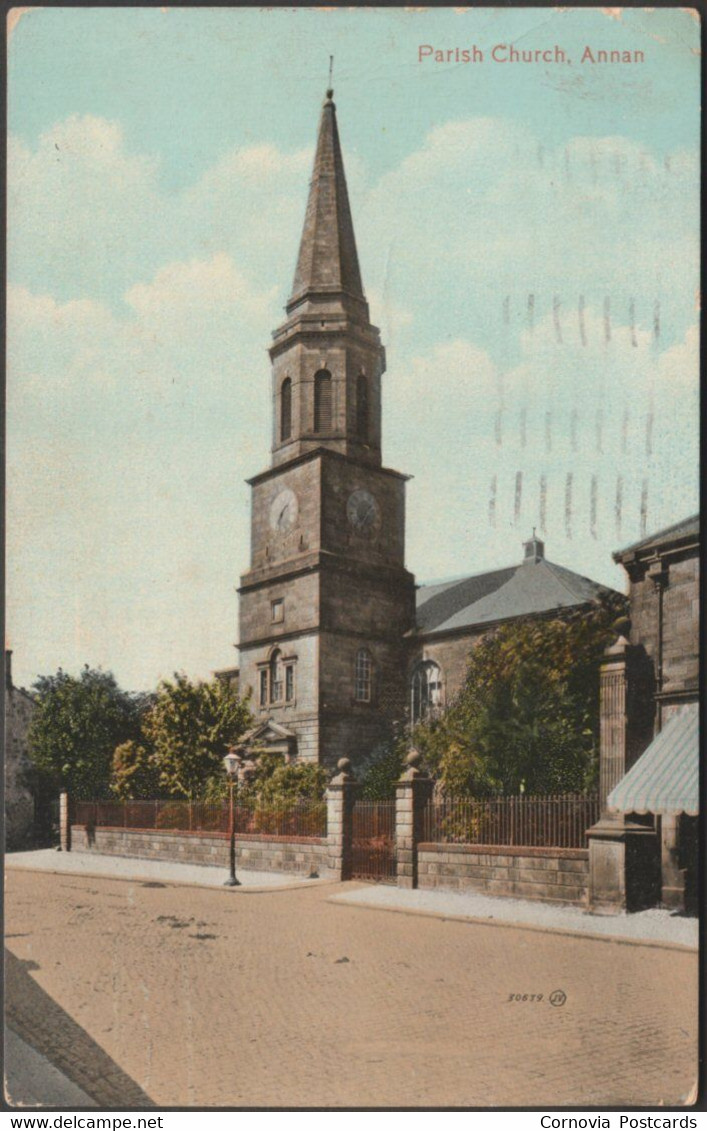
<box><xmin>8</xmin><ymin>117</ymin><xmax>165</xmax><ymax>298</ymax></box>
<box><xmin>125</xmin><ymin>252</ymin><xmax>277</xmax><ymax>324</ymax></box>
<box><xmin>8</xmin><ymin>116</ymin><xmax>311</xmax><ymax>309</ymax></box>
<box><xmin>6</xmin><ymin>250</ymin><xmax>279</xmax><ymax>687</ymax></box>
<box><xmin>357</xmin><ymin>118</ymin><xmax>699</xmax><ymax>352</ymax></box>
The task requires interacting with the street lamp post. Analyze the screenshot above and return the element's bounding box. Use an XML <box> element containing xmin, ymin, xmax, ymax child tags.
<box><xmin>223</xmin><ymin>749</ymin><xmax>242</xmax><ymax>887</ymax></box>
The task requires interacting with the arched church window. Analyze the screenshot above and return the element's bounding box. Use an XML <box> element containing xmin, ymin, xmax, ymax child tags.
<box><xmin>356</xmin><ymin>373</ymin><xmax>368</xmax><ymax>440</ymax></box>
<box><xmin>410</xmin><ymin>661</ymin><xmax>443</xmax><ymax>724</ymax></box>
<box><xmin>314</xmin><ymin>369</ymin><xmax>332</xmax><ymax>433</ymax></box>
<box><xmin>280</xmin><ymin>378</ymin><xmax>292</xmax><ymax>442</ymax></box>
<box><xmin>270</xmin><ymin>649</ymin><xmax>284</xmax><ymax>703</ymax></box>
<box><xmin>354</xmin><ymin>648</ymin><xmax>372</xmax><ymax>703</ymax></box>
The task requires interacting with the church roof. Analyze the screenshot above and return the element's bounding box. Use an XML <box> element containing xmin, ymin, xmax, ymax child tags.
<box><xmin>288</xmin><ymin>89</ymin><xmax>364</xmax><ymax>309</ymax></box>
<box><xmin>415</xmin><ymin>556</ymin><xmax>620</xmax><ymax>636</ymax></box>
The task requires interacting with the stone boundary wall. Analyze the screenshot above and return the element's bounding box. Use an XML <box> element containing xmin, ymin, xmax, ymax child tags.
<box><xmin>417</xmin><ymin>842</ymin><xmax>589</xmax><ymax>904</ymax></box>
<box><xmin>71</xmin><ymin>825</ymin><xmax>330</xmax><ymax>877</ymax></box>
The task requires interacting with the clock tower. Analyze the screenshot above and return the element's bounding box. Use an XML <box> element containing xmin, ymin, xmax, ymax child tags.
<box><xmin>238</xmin><ymin>88</ymin><xmax>416</xmax><ymax>767</ymax></box>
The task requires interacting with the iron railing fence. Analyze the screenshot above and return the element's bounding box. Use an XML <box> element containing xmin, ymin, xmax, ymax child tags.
<box><xmin>72</xmin><ymin>798</ymin><xmax>327</xmax><ymax>839</ymax></box>
<box><xmin>422</xmin><ymin>793</ymin><xmax>599</xmax><ymax>850</ymax></box>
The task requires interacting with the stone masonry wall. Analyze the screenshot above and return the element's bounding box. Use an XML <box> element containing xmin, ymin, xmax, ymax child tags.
<box><xmin>407</xmin><ymin>631</ymin><xmax>485</xmax><ymax>708</ymax></box>
<box><xmin>629</xmin><ymin>551</ymin><xmax>699</xmax><ymax>701</ymax></box>
<box><xmin>71</xmin><ymin>826</ymin><xmax>330</xmax><ymax>877</ymax></box>
<box><xmin>417</xmin><ymin>843</ymin><xmax>589</xmax><ymax>904</ymax></box>
<box><xmin>660</xmin><ymin>555</ymin><xmax>699</xmax><ymax>697</ymax></box>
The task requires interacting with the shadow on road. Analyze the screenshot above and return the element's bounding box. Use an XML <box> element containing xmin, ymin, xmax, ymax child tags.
<box><xmin>4</xmin><ymin>949</ymin><xmax>155</xmax><ymax>1108</ymax></box>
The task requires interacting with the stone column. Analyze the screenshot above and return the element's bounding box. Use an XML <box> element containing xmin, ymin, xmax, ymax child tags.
<box><xmin>659</xmin><ymin>814</ymin><xmax>685</xmax><ymax>910</ymax></box>
<box><xmin>598</xmin><ymin>637</ymin><xmax>633</xmax><ymax>811</ymax></box>
<box><xmin>587</xmin><ymin>637</ymin><xmax>659</xmax><ymax>913</ymax></box>
<box><xmin>325</xmin><ymin>758</ymin><xmax>357</xmax><ymax>881</ymax></box>
<box><xmin>395</xmin><ymin>750</ymin><xmax>434</xmax><ymax>889</ymax></box>
<box><xmin>59</xmin><ymin>790</ymin><xmax>71</xmax><ymax>852</ymax></box>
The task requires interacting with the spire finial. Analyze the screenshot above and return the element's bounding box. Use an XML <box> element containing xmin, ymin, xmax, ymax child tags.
<box><xmin>326</xmin><ymin>55</ymin><xmax>334</xmax><ymax>101</ymax></box>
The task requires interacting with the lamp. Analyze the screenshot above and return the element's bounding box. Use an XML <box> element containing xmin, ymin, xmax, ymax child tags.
<box><xmin>223</xmin><ymin>747</ymin><xmax>242</xmax><ymax>887</ymax></box>
<box><xmin>223</xmin><ymin>750</ymin><xmax>240</xmax><ymax>779</ymax></box>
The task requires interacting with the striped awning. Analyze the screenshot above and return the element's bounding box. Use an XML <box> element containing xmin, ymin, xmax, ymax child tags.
<box><xmin>607</xmin><ymin>703</ymin><xmax>699</xmax><ymax>817</ymax></box>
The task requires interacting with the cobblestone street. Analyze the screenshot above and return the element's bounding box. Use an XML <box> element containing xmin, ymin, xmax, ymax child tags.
<box><xmin>4</xmin><ymin>870</ymin><xmax>698</xmax><ymax>1109</ymax></box>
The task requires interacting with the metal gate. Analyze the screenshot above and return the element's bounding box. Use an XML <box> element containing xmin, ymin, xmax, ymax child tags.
<box><xmin>351</xmin><ymin>800</ymin><xmax>396</xmax><ymax>883</ymax></box>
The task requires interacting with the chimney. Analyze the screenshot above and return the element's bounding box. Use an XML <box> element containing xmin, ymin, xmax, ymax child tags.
<box><xmin>5</xmin><ymin>649</ymin><xmax>13</xmax><ymax>692</ymax></box>
<box><xmin>523</xmin><ymin>529</ymin><xmax>545</xmax><ymax>564</ymax></box>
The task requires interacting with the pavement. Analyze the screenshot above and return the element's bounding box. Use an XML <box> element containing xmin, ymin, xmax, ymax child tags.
<box><xmin>331</xmin><ymin>884</ymin><xmax>698</xmax><ymax>950</ymax></box>
<box><xmin>4</xmin><ymin>1027</ymin><xmax>98</xmax><ymax>1108</ymax></box>
<box><xmin>5</xmin><ymin>849</ymin><xmax>697</xmax><ymax>949</ymax></box>
<box><xmin>5</xmin><ymin>848</ymin><xmax>329</xmax><ymax>891</ymax></box>
<box><xmin>4</xmin><ymin>860</ymin><xmax>699</xmax><ymax>1108</ymax></box>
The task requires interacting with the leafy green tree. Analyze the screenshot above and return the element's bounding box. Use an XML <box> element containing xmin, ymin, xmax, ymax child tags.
<box><xmin>110</xmin><ymin>740</ymin><xmax>161</xmax><ymax>800</ymax></box>
<box><xmin>358</xmin><ymin>725</ymin><xmax>410</xmax><ymax>800</ymax></box>
<box><xmin>226</xmin><ymin>750</ymin><xmax>326</xmax><ymax>807</ymax></box>
<box><xmin>254</xmin><ymin>755</ymin><xmax>328</xmax><ymax>806</ymax></box>
<box><xmin>143</xmin><ymin>673</ymin><xmax>251</xmax><ymax>799</ymax></box>
<box><xmin>414</xmin><ymin>604</ymin><xmax>623</xmax><ymax>797</ymax></box>
<box><xmin>29</xmin><ymin>666</ymin><xmax>140</xmax><ymax>800</ymax></box>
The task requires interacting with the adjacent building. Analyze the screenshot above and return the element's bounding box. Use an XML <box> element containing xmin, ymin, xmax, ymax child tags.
<box><xmin>407</xmin><ymin>531</ymin><xmax>621</xmax><ymax>723</ymax></box>
<box><xmin>613</xmin><ymin>514</ymin><xmax>699</xmax><ymax>727</ymax></box>
<box><xmin>589</xmin><ymin>515</ymin><xmax>699</xmax><ymax>913</ymax></box>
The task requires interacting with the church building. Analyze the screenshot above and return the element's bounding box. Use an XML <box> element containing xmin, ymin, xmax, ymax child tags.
<box><xmin>237</xmin><ymin>89</ymin><xmax>621</xmax><ymax>768</ymax></box>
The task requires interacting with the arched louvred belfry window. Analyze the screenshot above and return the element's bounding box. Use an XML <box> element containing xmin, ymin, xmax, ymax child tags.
<box><xmin>410</xmin><ymin>661</ymin><xmax>443</xmax><ymax>724</ymax></box>
<box><xmin>314</xmin><ymin>369</ymin><xmax>332</xmax><ymax>433</ymax></box>
<box><xmin>280</xmin><ymin>378</ymin><xmax>292</xmax><ymax>442</ymax></box>
<box><xmin>356</xmin><ymin>373</ymin><xmax>368</xmax><ymax>440</ymax></box>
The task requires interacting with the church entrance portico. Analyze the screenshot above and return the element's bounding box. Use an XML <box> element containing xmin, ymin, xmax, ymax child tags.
<box><xmin>239</xmin><ymin>720</ymin><xmax>298</xmax><ymax>763</ymax></box>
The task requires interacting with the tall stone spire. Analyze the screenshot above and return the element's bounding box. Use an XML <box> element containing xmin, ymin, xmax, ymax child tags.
<box><xmin>288</xmin><ymin>89</ymin><xmax>365</xmax><ymax>313</ymax></box>
<box><xmin>269</xmin><ymin>88</ymin><xmax>384</xmax><ymax>469</ymax></box>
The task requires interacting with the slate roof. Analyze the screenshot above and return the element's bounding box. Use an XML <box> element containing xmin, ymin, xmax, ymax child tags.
<box><xmin>415</xmin><ymin>557</ymin><xmax>620</xmax><ymax>636</ymax></box>
<box><xmin>613</xmin><ymin>514</ymin><xmax>699</xmax><ymax>562</ymax></box>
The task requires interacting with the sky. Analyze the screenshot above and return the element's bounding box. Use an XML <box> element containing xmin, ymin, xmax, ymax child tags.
<box><xmin>6</xmin><ymin>6</ymin><xmax>700</xmax><ymax>692</ymax></box>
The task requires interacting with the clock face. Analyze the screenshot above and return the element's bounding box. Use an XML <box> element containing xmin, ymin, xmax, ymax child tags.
<box><xmin>269</xmin><ymin>488</ymin><xmax>298</xmax><ymax>533</ymax></box>
<box><xmin>347</xmin><ymin>489</ymin><xmax>380</xmax><ymax>534</ymax></box>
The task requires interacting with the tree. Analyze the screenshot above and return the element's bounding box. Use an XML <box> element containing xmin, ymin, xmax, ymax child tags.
<box><xmin>414</xmin><ymin>604</ymin><xmax>623</xmax><ymax>797</ymax></box>
<box><xmin>110</xmin><ymin>740</ymin><xmax>161</xmax><ymax>800</ymax></box>
<box><xmin>357</xmin><ymin>724</ymin><xmax>409</xmax><ymax>800</ymax></box>
<box><xmin>251</xmin><ymin>751</ymin><xmax>328</xmax><ymax>806</ymax></box>
<box><xmin>143</xmin><ymin>673</ymin><xmax>251</xmax><ymax>799</ymax></box>
<box><xmin>29</xmin><ymin>666</ymin><xmax>140</xmax><ymax>800</ymax></box>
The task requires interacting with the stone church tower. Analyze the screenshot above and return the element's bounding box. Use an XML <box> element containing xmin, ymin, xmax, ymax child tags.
<box><xmin>238</xmin><ymin>88</ymin><xmax>416</xmax><ymax>767</ymax></box>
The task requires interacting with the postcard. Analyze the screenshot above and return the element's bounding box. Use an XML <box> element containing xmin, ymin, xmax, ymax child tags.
<box><xmin>4</xmin><ymin>5</ymin><xmax>700</xmax><ymax>1113</ymax></box>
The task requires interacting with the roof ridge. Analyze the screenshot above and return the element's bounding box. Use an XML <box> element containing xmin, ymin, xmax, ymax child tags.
<box><xmin>417</xmin><ymin>562</ymin><xmax>518</xmax><ymax>592</ymax></box>
<box><xmin>540</xmin><ymin>558</ymin><xmax>596</xmax><ymax>603</ymax></box>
